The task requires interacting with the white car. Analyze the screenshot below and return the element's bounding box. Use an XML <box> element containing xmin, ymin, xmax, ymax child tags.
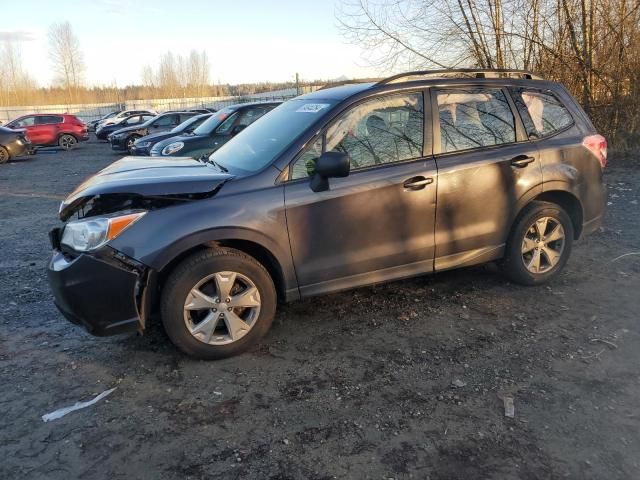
<box><xmin>96</xmin><ymin>109</ymin><xmax>157</xmax><ymax>129</ymax></box>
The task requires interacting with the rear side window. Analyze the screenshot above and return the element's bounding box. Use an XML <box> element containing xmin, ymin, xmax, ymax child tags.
<box><xmin>36</xmin><ymin>115</ymin><xmax>63</xmax><ymax>125</ymax></box>
<box><xmin>511</xmin><ymin>88</ymin><xmax>574</xmax><ymax>138</ymax></box>
<box><xmin>437</xmin><ymin>88</ymin><xmax>515</xmax><ymax>153</ymax></box>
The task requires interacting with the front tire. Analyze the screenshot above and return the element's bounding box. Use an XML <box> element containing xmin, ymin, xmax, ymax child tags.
<box><xmin>502</xmin><ymin>201</ymin><xmax>574</xmax><ymax>285</ymax></box>
<box><xmin>58</xmin><ymin>134</ymin><xmax>77</xmax><ymax>150</ymax></box>
<box><xmin>160</xmin><ymin>248</ymin><xmax>277</xmax><ymax>359</ymax></box>
<box><xmin>126</xmin><ymin>135</ymin><xmax>140</xmax><ymax>154</ymax></box>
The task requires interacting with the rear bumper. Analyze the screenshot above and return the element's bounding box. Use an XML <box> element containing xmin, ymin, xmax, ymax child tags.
<box><xmin>47</xmin><ymin>246</ymin><xmax>155</xmax><ymax>336</ymax></box>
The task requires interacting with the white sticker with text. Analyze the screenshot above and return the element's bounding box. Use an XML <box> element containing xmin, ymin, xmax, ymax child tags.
<box><xmin>296</xmin><ymin>103</ymin><xmax>330</xmax><ymax>113</ymax></box>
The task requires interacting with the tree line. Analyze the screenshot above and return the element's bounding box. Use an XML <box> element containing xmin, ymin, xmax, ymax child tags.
<box><xmin>338</xmin><ymin>0</ymin><xmax>640</xmax><ymax>150</ymax></box>
<box><xmin>0</xmin><ymin>22</ymin><xmax>300</xmax><ymax>109</ymax></box>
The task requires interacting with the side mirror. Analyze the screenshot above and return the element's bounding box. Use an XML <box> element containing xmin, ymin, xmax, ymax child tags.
<box><xmin>310</xmin><ymin>152</ymin><xmax>350</xmax><ymax>192</ymax></box>
<box><xmin>231</xmin><ymin>124</ymin><xmax>246</xmax><ymax>136</ymax></box>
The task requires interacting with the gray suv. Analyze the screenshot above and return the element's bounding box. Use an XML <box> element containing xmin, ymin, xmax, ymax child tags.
<box><xmin>48</xmin><ymin>69</ymin><xmax>607</xmax><ymax>359</ymax></box>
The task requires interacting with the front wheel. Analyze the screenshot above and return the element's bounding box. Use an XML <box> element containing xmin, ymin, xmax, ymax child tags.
<box><xmin>160</xmin><ymin>248</ymin><xmax>277</xmax><ymax>359</ymax></box>
<box><xmin>126</xmin><ymin>135</ymin><xmax>139</xmax><ymax>154</ymax></box>
<box><xmin>58</xmin><ymin>134</ymin><xmax>77</xmax><ymax>150</ymax></box>
<box><xmin>502</xmin><ymin>201</ymin><xmax>574</xmax><ymax>285</ymax></box>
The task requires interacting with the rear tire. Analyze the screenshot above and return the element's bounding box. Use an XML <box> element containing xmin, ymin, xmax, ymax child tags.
<box><xmin>502</xmin><ymin>201</ymin><xmax>574</xmax><ymax>285</ymax></box>
<box><xmin>0</xmin><ymin>146</ymin><xmax>10</xmax><ymax>164</ymax></box>
<box><xmin>160</xmin><ymin>248</ymin><xmax>277</xmax><ymax>360</ymax></box>
<box><xmin>58</xmin><ymin>134</ymin><xmax>77</xmax><ymax>150</ymax></box>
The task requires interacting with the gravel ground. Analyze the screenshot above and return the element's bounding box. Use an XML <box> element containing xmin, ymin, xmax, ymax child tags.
<box><xmin>1</xmin><ymin>140</ymin><xmax>639</xmax><ymax>480</ymax></box>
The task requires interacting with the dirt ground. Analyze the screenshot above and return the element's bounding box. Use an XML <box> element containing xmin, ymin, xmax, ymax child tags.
<box><xmin>0</xmin><ymin>140</ymin><xmax>638</xmax><ymax>480</ymax></box>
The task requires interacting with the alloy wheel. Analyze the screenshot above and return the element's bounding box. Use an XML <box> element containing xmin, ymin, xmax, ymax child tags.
<box><xmin>0</xmin><ymin>147</ymin><xmax>8</xmax><ymax>163</ymax></box>
<box><xmin>183</xmin><ymin>271</ymin><xmax>261</xmax><ymax>345</ymax></box>
<box><xmin>521</xmin><ymin>216</ymin><xmax>565</xmax><ymax>274</ymax></box>
<box><xmin>59</xmin><ymin>135</ymin><xmax>77</xmax><ymax>150</ymax></box>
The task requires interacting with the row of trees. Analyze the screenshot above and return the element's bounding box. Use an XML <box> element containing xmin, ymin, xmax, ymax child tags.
<box><xmin>0</xmin><ymin>24</ymin><xmax>228</xmax><ymax>106</ymax></box>
<box><xmin>338</xmin><ymin>0</ymin><xmax>640</xmax><ymax>149</ymax></box>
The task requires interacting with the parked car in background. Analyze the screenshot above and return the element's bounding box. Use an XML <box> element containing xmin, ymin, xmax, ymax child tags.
<box><xmin>150</xmin><ymin>102</ymin><xmax>279</xmax><ymax>158</ymax></box>
<box><xmin>110</xmin><ymin>112</ymin><xmax>200</xmax><ymax>153</ymax></box>
<box><xmin>96</xmin><ymin>109</ymin><xmax>156</xmax><ymax>130</ymax></box>
<box><xmin>5</xmin><ymin>114</ymin><xmax>88</xmax><ymax>150</ymax></box>
<box><xmin>0</xmin><ymin>126</ymin><xmax>32</xmax><ymax>163</ymax></box>
<box><xmin>88</xmin><ymin>110</ymin><xmax>122</xmax><ymax>131</ymax></box>
<box><xmin>48</xmin><ymin>69</ymin><xmax>606</xmax><ymax>359</ymax></box>
<box><xmin>186</xmin><ymin>108</ymin><xmax>217</xmax><ymax>114</ymax></box>
<box><xmin>130</xmin><ymin>113</ymin><xmax>212</xmax><ymax>156</ymax></box>
<box><xmin>96</xmin><ymin>113</ymin><xmax>156</xmax><ymax>140</ymax></box>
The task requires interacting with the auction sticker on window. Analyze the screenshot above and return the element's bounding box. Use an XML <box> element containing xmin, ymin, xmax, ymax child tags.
<box><xmin>296</xmin><ymin>103</ymin><xmax>331</xmax><ymax>113</ymax></box>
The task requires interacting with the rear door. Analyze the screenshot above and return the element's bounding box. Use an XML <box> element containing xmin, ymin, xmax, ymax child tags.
<box><xmin>284</xmin><ymin>91</ymin><xmax>438</xmax><ymax>296</ymax></box>
<box><xmin>431</xmin><ymin>85</ymin><xmax>542</xmax><ymax>270</ymax></box>
<box><xmin>35</xmin><ymin>115</ymin><xmax>63</xmax><ymax>145</ymax></box>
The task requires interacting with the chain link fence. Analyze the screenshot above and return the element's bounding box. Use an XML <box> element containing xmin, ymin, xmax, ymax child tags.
<box><xmin>0</xmin><ymin>86</ymin><xmax>319</xmax><ymax>125</ymax></box>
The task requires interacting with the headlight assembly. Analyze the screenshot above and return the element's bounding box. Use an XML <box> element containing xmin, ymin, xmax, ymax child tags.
<box><xmin>136</xmin><ymin>141</ymin><xmax>151</xmax><ymax>148</ymax></box>
<box><xmin>61</xmin><ymin>212</ymin><xmax>146</xmax><ymax>252</ymax></box>
<box><xmin>162</xmin><ymin>142</ymin><xmax>184</xmax><ymax>155</ymax></box>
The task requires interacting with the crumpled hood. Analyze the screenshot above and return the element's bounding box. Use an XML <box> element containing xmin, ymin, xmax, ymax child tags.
<box><xmin>59</xmin><ymin>156</ymin><xmax>233</xmax><ymax>220</ymax></box>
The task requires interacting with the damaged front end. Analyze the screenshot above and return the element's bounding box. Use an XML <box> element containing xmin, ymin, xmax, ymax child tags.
<box><xmin>48</xmin><ymin>155</ymin><xmax>233</xmax><ymax>336</ymax></box>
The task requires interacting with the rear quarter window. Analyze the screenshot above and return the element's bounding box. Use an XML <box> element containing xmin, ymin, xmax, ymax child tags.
<box><xmin>510</xmin><ymin>88</ymin><xmax>574</xmax><ymax>139</ymax></box>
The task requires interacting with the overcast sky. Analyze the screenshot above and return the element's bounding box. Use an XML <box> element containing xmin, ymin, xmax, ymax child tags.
<box><xmin>2</xmin><ymin>0</ymin><xmax>381</xmax><ymax>87</ymax></box>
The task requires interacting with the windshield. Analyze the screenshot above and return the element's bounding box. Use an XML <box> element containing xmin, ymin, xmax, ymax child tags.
<box><xmin>209</xmin><ymin>99</ymin><xmax>337</xmax><ymax>174</ymax></box>
<box><xmin>193</xmin><ymin>107</ymin><xmax>236</xmax><ymax>135</ymax></box>
<box><xmin>172</xmin><ymin>114</ymin><xmax>210</xmax><ymax>133</ymax></box>
<box><xmin>103</xmin><ymin>111</ymin><xmax>119</xmax><ymax>120</ymax></box>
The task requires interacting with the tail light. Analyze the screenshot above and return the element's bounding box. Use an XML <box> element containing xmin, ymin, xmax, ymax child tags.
<box><xmin>582</xmin><ymin>134</ymin><xmax>607</xmax><ymax>169</ymax></box>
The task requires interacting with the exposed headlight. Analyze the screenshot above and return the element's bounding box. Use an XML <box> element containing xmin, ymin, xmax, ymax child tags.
<box><xmin>136</xmin><ymin>141</ymin><xmax>151</xmax><ymax>148</ymax></box>
<box><xmin>162</xmin><ymin>142</ymin><xmax>184</xmax><ymax>155</ymax></box>
<box><xmin>61</xmin><ymin>212</ymin><xmax>146</xmax><ymax>252</ymax></box>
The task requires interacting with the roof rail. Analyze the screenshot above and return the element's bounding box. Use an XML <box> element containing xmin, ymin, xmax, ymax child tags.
<box><xmin>319</xmin><ymin>78</ymin><xmax>383</xmax><ymax>90</ymax></box>
<box><xmin>378</xmin><ymin>69</ymin><xmax>544</xmax><ymax>85</ymax></box>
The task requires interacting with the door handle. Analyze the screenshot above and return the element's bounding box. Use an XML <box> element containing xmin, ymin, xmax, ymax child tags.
<box><xmin>403</xmin><ymin>176</ymin><xmax>434</xmax><ymax>191</ymax></box>
<box><xmin>510</xmin><ymin>155</ymin><xmax>535</xmax><ymax>168</ymax></box>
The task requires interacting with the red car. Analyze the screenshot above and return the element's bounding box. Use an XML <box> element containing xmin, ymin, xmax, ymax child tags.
<box><xmin>5</xmin><ymin>114</ymin><xmax>89</xmax><ymax>150</ymax></box>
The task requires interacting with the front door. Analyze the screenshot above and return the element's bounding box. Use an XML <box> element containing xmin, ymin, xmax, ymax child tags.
<box><xmin>431</xmin><ymin>86</ymin><xmax>542</xmax><ymax>270</ymax></box>
<box><xmin>284</xmin><ymin>91</ymin><xmax>438</xmax><ymax>296</ymax></box>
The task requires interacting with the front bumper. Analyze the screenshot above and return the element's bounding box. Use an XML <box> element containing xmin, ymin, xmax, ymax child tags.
<box><xmin>129</xmin><ymin>144</ymin><xmax>151</xmax><ymax>156</ymax></box>
<box><xmin>47</xmin><ymin>243</ymin><xmax>155</xmax><ymax>337</ymax></box>
<box><xmin>110</xmin><ymin>136</ymin><xmax>128</xmax><ymax>151</ymax></box>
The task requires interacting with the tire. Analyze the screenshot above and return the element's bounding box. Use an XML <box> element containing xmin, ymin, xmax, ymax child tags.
<box><xmin>502</xmin><ymin>201</ymin><xmax>574</xmax><ymax>285</ymax></box>
<box><xmin>160</xmin><ymin>248</ymin><xmax>277</xmax><ymax>359</ymax></box>
<box><xmin>126</xmin><ymin>135</ymin><xmax>140</xmax><ymax>154</ymax></box>
<box><xmin>58</xmin><ymin>134</ymin><xmax>77</xmax><ymax>150</ymax></box>
<box><xmin>0</xmin><ymin>146</ymin><xmax>10</xmax><ymax>164</ymax></box>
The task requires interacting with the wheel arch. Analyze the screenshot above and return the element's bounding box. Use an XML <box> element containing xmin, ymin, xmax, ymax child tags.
<box><xmin>153</xmin><ymin>229</ymin><xmax>295</xmax><ymax>306</ymax></box>
<box><xmin>514</xmin><ymin>184</ymin><xmax>583</xmax><ymax>240</ymax></box>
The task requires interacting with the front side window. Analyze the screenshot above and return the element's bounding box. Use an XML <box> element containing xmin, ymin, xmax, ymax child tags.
<box><xmin>291</xmin><ymin>92</ymin><xmax>424</xmax><ymax>179</ymax></box>
<box><xmin>15</xmin><ymin>116</ymin><xmax>35</xmax><ymax>127</ymax></box>
<box><xmin>437</xmin><ymin>88</ymin><xmax>515</xmax><ymax>153</ymax></box>
<box><xmin>153</xmin><ymin>115</ymin><xmax>176</xmax><ymax>127</ymax></box>
<box><xmin>511</xmin><ymin>88</ymin><xmax>574</xmax><ymax>138</ymax></box>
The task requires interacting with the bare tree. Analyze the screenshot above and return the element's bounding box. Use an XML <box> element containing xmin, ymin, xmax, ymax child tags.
<box><xmin>337</xmin><ymin>0</ymin><xmax>640</xmax><ymax>149</ymax></box>
<box><xmin>48</xmin><ymin>22</ymin><xmax>85</xmax><ymax>103</ymax></box>
<box><xmin>0</xmin><ymin>40</ymin><xmax>37</xmax><ymax>106</ymax></box>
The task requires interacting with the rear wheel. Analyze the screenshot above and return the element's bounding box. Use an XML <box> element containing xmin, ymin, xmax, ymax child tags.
<box><xmin>161</xmin><ymin>248</ymin><xmax>277</xmax><ymax>359</ymax></box>
<box><xmin>58</xmin><ymin>134</ymin><xmax>77</xmax><ymax>150</ymax></box>
<box><xmin>0</xmin><ymin>146</ymin><xmax>10</xmax><ymax>164</ymax></box>
<box><xmin>502</xmin><ymin>201</ymin><xmax>574</xmax><ymax>285</ymax></box>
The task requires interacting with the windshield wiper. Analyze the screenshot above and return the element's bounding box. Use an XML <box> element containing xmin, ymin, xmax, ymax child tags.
<box><xmin>199</xmin><ymin>155</ymin><xmax>228</xmax><ymax>173</ymax></box>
